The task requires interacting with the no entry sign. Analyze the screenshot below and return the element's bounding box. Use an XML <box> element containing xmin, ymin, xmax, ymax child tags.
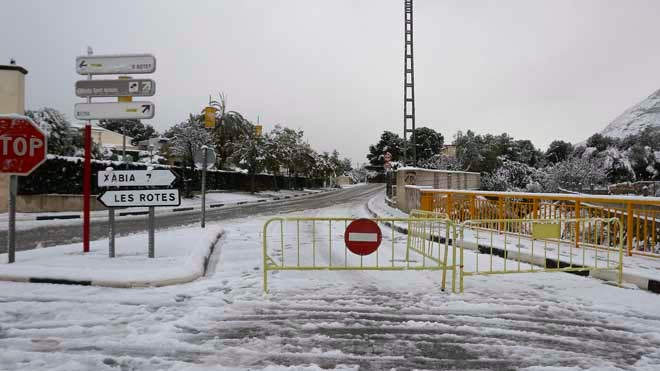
<box><xmin>0</xmin><ymin>115</ymin><xmax>47</xmax><ymax>175</ymax></box>
<box><xmin>344</xmin><ymin>219</ymin><xmax>382</xmax><ymax>256</ymax></box>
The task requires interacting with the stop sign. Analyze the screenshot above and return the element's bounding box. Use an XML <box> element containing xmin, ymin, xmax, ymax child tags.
<box><xmin>344</xmin><ymin>218</ymin><xmax>382</xmax><ymax>256</ymax></box>
<box><xmin>0</xmin><ymin>115</ymin><xmax>47</xmax><ymax>175</ymax></box>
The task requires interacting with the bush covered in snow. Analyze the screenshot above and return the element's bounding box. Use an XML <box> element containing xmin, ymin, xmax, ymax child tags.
<box><xmin>17</xmin><ymin>156</ymin><xmax>324</xmax><ymax>196</ymax></box>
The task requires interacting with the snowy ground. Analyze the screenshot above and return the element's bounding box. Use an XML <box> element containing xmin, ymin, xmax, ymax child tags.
<box><xmin>1</xmin><ymin>193</ymin><xmax>660</xmax><ymax>370</ymax></box>
<box><xmin>0</xmin><ymin>225</ymin><xmax>222</xmax><ymax>286</ymax></box>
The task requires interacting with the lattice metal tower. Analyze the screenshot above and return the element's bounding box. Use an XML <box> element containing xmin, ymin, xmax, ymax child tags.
<box><xmin>403</xmin><ymin>0</ymin><xmax>416</xmax><ymax>165</ymax></box>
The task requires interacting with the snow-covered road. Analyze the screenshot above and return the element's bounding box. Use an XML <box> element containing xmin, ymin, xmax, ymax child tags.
<box><xmin>1</xmin><ymin>192</ymin><xmax>660</xmax><ymax>370</ymax></box>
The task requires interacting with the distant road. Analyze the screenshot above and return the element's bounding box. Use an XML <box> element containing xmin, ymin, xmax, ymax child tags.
<box><xmin>0</xmin><ymin>184</ymin><xmax>383</xmax><ymax>253</ymax></box>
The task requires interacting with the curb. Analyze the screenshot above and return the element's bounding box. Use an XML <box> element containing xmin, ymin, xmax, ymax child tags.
<box><xmin>365</xmin><ymin>196</ymin><xmax>660</xmax><ymax>294</ymax></box>
<box><xmin>36</xmin><ymin>215</ymin><xmax>80</xmax><ymax>221</ymax></box>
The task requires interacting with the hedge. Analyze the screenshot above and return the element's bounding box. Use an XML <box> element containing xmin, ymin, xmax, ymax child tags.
<box><xmin>18</xmin><ymin>155</ymin><xmax>324</xmax><ymax>195</ymax></box>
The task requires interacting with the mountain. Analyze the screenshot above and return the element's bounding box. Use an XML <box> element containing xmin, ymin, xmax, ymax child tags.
<box><xmin>599</xmin><ymin>88</ymin><xmax>660</xmax><ymax>139</ymax></box>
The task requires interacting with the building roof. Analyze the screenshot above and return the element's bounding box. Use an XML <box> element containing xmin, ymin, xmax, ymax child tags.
<box><xmin>0</xmin><ymin>65</ymin><xmax>28</xmax><ymax>75</ymax></box>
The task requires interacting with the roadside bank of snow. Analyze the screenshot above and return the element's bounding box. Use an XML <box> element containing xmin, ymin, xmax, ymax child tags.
<box><xmin>0</xmin><ymin>225</ymin><xmax>223</xmax><ymax>288</ymax></box>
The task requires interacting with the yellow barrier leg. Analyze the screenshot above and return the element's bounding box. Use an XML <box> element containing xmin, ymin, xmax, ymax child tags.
<box><xmin>440</xmin><ymin>222</ymin><xmax>448</xmax><ymax>291</ymax></box>
<box><xmin>262</xmin><ymin>222</ymin><xmax>269</xmax><ymax>294</ymax></box>
<box><xmin>451</xmin><ymin>225</ymin><xmax>456</xmax><ymax>293</ymax></box>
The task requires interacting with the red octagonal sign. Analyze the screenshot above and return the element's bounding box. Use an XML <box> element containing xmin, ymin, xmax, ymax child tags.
<box><xmin>0</xmin><ymin>115</ymin><xmax>47</xmax><ymax>175</ymax></box>
<box><xmin>344</xmin><ymin>218</ymin><xmax>382</xmax><ymax>256</ymax></box>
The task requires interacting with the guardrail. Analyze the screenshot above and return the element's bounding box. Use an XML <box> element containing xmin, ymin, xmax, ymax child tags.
<box><xmin>262</xmin><ymin>215</ymin><xmax>457</xmax><ymax>293</ymax></box>
<box><xmin>418</xmin><ymin>189</ymin><xmax>660</xmax><ymax>257</ymax></box>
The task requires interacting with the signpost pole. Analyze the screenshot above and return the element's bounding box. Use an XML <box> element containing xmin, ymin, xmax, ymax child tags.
<box><xmin>201</xmin><ymin>147</ymin><xmax>208</xmax><ymax>228</ymax></box>
<box><xmin>148</xmin><ymin>207</ymin><xmax>155</xmax><ymax>258</ymax></box>
<box><xmin>7</xmin><ymin>175</ymin><xmax>17</xmax><ymax>263</ymax></box>
<box><xmin>109</xmin><ymin>207</ymin><xmax>115</xmax><ymax>258</ymax></box>
<box><xmin>106</xmin><ymin>166</ymin><xmax>115</xmax><ymax>258</ymax></box>
<box><xmin>83</xmin><ymin>50</ymin><xmax>92</xmax><ymax>254</ymax></box>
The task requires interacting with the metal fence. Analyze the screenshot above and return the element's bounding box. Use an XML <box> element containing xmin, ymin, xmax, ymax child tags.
<box><xmin>457</xmin><ymin>217</ymin><xmax>624</xmax><ymax>293</ymax></box>
<box><xmin>262</xmin><ymin>216</ymin><xmax>457</xmax><ymax>293</ymax></box>
<box><xmin>419</xmin><ymin>189</ymin><xmax>660</xmax><ymax>257</ymax></box>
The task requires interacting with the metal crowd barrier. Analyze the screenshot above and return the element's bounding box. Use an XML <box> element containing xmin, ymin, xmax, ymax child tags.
<box><xmin>262</xmin><ymin>215</ymin><xmax>457</xmax><ymax>293</ymax></box>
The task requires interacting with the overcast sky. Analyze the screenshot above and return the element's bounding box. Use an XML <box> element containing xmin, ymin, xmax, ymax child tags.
<box><xmin>2</xmin><ymin>0</ymin><xmax>660</xmax><ymax>163</ymax></box>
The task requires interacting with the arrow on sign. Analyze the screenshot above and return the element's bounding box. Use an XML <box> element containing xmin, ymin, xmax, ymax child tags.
<box><xmin>97</xmin><ymin>189</ymin><xmax>181</xmax><ymax>208</ymax></box>
<box><xmin>142</xmin><ymin>104</ymin><xmax>151</xmax><ymax>114</ymax></box>
<box><xmin>141</xmin><ymin>81</ymin><xmax>152</xmax><ymax>93</ymax></box>
<box><xmin>79</xmin><ymin>60</ymin><xmax>87</xmax><ymax>68</ymax></box>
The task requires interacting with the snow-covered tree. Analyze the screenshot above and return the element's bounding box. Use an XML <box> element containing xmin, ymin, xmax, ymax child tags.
<box><xmin>230</xmin><ymin>129</ymin><xmax>267</xmax><ymax>193</ymax></box>
<box><xmin>348</xmin><ymin>164</ymin><xmax>370</xmax><ymax>184</ymax></box>
<box><xmin>545</xmin><ymin>140</ymin><xmax>574</xmax><ymax>164</ymax></box>
<box><xmin>165</xmin><ymin>115</ymin><xmax>212</xmax><ymax>169</ymax></box>
<box><xmin>418</xmin><ymin>153</ymin><xmax>462</xmax><ymax>170</ymax></box>
<box><xmin>208</xmin><ymin>93</ymin><xmax>252</xmax><ymax>169</ymax></box>
<box><xmin>544</xmin><ymin>157</ymin><xmax>608</xmax><ymax>192</ymax></box>
<box><xmin>481</xmin><ymin>160</ymin><xmax>544</xmax><ymax>192</ymax></box>
<box><xmin>367</xmin><ymin>131</ymin><xmax>405</xmax><ymax>167</ymax></box>
<box><xmin>411</xmin><ymin>127</ymin><xmax>444</xmax><ymax>162</ymax></box>
<box><xmin>25</xmin><ymin>107</ymin><xmax>83</xmax><ymax>156</ymax></box>
<box><xmin>455</xmin><ymin>130</ymin><xmax>483</xmax><ymax>172</ymax></box>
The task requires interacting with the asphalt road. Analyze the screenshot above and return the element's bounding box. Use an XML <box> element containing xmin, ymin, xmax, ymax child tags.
<box><xmin>0</xmin><ymin>184</ymin><xmax>383</xmax><ymax>253</ymax></box>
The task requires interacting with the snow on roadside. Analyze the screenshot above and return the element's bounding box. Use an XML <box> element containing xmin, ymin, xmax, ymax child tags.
<box><xmin>0</xmin><ymin>225</ymin><xmax>223</xmax><ymax>287</ymax></box>
<box><xmin>1</xmin><ymin>192</ymin><xmax>660</xmax><ymax>370</ymax></box>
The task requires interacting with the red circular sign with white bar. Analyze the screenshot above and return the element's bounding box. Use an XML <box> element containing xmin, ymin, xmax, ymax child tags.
<box><xmin>344</xmin><ymin>218</ymin><xmax>382</xmax><ymax>256</ymax></box>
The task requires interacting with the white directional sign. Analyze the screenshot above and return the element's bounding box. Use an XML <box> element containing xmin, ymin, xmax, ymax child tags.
<box><xmin>76</xmin><ymin>54</ymin><xmax>156</xmax><ymax>75</ymax></box>
<box><xmin>75</xmin><ymin>102</ymin><xmax>155</xmax><ymax>120</ymax></box>
<box><xmin>76</xmin><ymin>79</ymin><xmax>156</xmax><ymax>98</ymax></box>
<box><xmin>97</xmin><ymin>170</ymin><xmax>176</xmax><ymax>187</ymax></box>
<box><xmin>98</xmin><ymin>189</ymin><xmax>181</xmax><ymax>208</ymax></box>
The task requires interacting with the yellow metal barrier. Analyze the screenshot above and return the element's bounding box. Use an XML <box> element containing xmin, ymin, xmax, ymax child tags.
<box><xmin>423</xmin><ymin>189</ymin><xmax>660</xmax><ymax>258</ymax></box>
<box><xmin>457</xmin><ymin>217</ymin><xmax>624</xmax><ymax>293</ymax></box>
<box><xmin>262</xmin><ymin>216</ymin><xmax>458</xmax><ymax>293</ymax></box>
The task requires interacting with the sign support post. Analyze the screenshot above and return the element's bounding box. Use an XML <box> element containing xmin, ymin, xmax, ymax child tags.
<box><xmin>148</xmin><ymin>206</ymin><xmax>155</xmax><ymax>258</ymax></box>
<box><xmin>83</xmin><ymin>49</ymin><xmax>92</xmax><ymax>253</ymax></box>
<box><xmin>194</xmin><ymin>146</ymin><xmax>215</xmax><ymax>228</ymax></box>
<box><xmin>109</xmin><ymin>206</ymin><xmax>115</xmax><ymax>258</ymax></box>
<box><xmin>7</xmin><ymin>175</ymin><xmax>17</xmax><ymax>263</ymax></box>
<box><xmin>201</xmin><ymin>147</ymin><xmax>208</xmax><ymax>228</ymax></box>
<box><xmin>106</xmin><ymin>166</ymin><xmax>116</xmax><ymax>258</ymax></box>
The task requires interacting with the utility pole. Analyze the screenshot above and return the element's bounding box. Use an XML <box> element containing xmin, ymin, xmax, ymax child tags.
<box><xmin>403</xmin><ymin>0</ymin><xmax>416</xmax><ymax>166</ymax></box>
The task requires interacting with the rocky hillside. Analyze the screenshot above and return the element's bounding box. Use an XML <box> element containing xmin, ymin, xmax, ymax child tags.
<box><xmin>600</xmin><ymin>88</ymin><xmax>660</xmax><ymax>139</ymax></box>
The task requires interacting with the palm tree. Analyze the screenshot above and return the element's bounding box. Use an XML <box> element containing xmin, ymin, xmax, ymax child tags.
<box><xmin>208</xmin><ymin>93</ymin><xmax>252</xmax><ymax>169</ymax></box>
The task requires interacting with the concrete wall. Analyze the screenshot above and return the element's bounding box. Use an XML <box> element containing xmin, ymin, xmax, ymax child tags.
<box><xmin>336</xmin><ymin>175</ymin><xmax>352</xmax><ymax>186</ymax></box>
<box><xmin>0</xmin><ymin>67</ymin><xmax>26</xmax><ymax>114</ymax></box>
<box><xmin>16</xmin><ymin>194</ymin><xmax>106</xmax><ymax>213</ymax></box>
<box><xmin>0</xmin><ymin>65</ymin><xmax>28</xmax><ymax>213</ymax></box>
<box><xmin>395</xmin><ymin>167</ymin><xmax>480</xmax><ymax>211</ymax></box>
